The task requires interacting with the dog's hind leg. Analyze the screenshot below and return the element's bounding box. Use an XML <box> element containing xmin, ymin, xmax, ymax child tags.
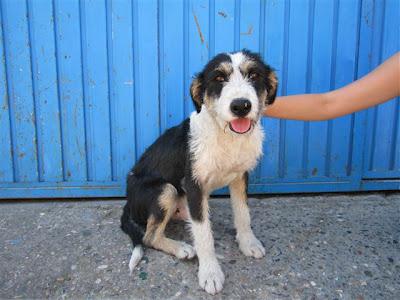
<box><xmin>143</xmin><ymin>183</ymin><xmax>196</xmax><ymax>259</ymax></box>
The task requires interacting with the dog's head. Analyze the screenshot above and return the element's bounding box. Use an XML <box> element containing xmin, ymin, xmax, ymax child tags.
<box><xmin>190</xmin><ymin>50</ymin><xmax>278</xmax><ymax>134</ymax></box>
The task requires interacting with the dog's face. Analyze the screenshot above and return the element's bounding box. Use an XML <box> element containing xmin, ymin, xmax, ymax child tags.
<box><xmin>190</xmin><ymin>50</ymin><xmax>277</xmax><ymax>134</ymax></box>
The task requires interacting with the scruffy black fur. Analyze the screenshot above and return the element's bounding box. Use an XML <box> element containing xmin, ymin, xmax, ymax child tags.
<box><xmin>120</xmin><ymin>119</ymin><xmax>196</xmax><ymax>247</ymax></box>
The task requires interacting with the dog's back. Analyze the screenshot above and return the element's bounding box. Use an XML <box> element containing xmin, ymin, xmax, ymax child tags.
<box><xmin>132</xmin><ymin>119</ymin><xmax>190</xmax><ymax>186</ymax></box>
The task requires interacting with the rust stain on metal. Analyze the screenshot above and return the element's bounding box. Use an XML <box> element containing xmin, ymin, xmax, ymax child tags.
<box><xmin>312</xmin><ymin>168</ymin><xmax>318</xmax><ymax>176</ymax></box>
<box><xmin>76</xmin><ymin>138</ymin><xmax>84</xmax><ymax>158</ymax></box>
<box><xmin>218</xmin><ymin>11</ymin><xmax>227</xmax><ymax>18</ymax></box>
<box><xmin>241</xmin><ymin>25</ymin><xmax>253</xmax><ymax>36</ymax></box>
<box><xmin>192</xmin><ymin>11</ymin><xmax>205</xmax><ymax>44</ymax></box>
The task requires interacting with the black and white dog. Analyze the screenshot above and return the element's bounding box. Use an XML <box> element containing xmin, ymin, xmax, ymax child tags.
<box><xmin>121</xmin><ymin>50</ymin><xmax>277</xmax><ymax>294</ymax></box>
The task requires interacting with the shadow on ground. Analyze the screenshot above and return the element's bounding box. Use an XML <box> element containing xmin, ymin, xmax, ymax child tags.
<box><xmin>0</xmin><ymin>193</ymin><xmax>399</xmax><ymax>299</ymax></box>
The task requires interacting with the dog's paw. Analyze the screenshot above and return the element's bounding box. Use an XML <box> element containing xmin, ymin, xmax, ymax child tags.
<box><xmin>237</xmin><ymin>234</ymin><xmax>266</xmax><ymax>258</ymax></box>
<box><xmin>175</xmin><ymin>242</ymin><xmax>196</xmax><ymax>259</ymax></box>
<box><xmin>198</xmin><ymin>261</ymin><xmax>225</xmax><ymax>295</ymax></box>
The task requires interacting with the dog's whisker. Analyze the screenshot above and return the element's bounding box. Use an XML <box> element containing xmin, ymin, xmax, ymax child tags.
<box><xmin>224</xmin><ymin>123</ymin><xmax>229</xmax><ymax>134</ymax></box>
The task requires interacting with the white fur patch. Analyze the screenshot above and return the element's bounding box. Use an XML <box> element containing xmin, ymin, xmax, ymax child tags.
<box><xmin>189</xmin><ymin>108</ymin><xmax>263</xmax><ymax>191</ymax></box>
<box><xmin>229</xmin><ymin>52</ymin><xmax>245</xmax><ymax>68</ymax></box>
<box><xmin>128</xmin><ymin>245</ymin><xmax>144</xmax><ymax>275</ymax></box>
<box><xmin>236</xmin><ymin>232</ymin><xmax>266</xmax><ymax>258</ymax></box>
<box><xmin>175</xmin><ymin>242</ymin><xmax>196</xmax><ymax>259</ymax></box>
<box><xmin>198</xmin><ymin>257</ymin><xmax>225</xmax><ymax>295</ymax></box>
<box><xmin>190</xmin><ymin>200</ymin><xmax>225</xmax><ymax>295</ymax></box>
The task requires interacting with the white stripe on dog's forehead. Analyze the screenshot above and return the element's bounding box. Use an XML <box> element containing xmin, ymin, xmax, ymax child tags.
<box><xmin>228</xmin><ymin>52</ymin><xmax>246</xmax><ymax>68</ymax></box>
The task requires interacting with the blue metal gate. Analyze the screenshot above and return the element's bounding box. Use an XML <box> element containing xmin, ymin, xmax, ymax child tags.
<box><xmin>0</xmin><ymin>0</ymin><xmax>399</xmax><ymax>199</ymax></box>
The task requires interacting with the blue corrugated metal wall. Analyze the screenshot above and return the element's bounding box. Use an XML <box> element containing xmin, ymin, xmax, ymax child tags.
<box><xmin>0</xmin><ymin>0</ymin><xmax>398</xmax><ymax>199</ymax></box>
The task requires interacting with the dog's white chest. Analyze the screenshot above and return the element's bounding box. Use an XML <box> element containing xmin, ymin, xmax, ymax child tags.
<box><xmin>189</xmin><ymin>111</ymin><xmax>263</xmax><ymax>191</ymax></box>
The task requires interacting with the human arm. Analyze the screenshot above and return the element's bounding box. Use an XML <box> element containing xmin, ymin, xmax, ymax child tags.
<box><xmin>264</xmin><ymin>52</ymin><xmax>400</xmax><ymax>121</ymax></box>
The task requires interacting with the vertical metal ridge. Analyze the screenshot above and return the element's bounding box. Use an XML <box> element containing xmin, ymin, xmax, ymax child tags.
<box><xmin>208</xmin><ymin>0</ymin><xmax>215</xmax><ymax>58</ymax></box>
<box><xmin>131</xmin><ymin>0</ymin><xmax>139</xmax><ymax>161</ymax></box>
<box><xmin>157</xmin><ymin>0</ymin><xmax>162</xmax><ymax>135</ymax></box>
<box><xmin>362</xmin><ymin>0</ymin><xmax>376</xmax><ymax>172</ymax></box>
<box><xmin>347</xmin><ymin>0</ymin><xmax>363</xmax><ymax>176</ymax></box>
<box><xmin>302</xmin><ymin>0</ymin><xmax>315</xmax><ymax>178</ymax></box>
<box><xmin>105</xmin><ymin>0</ymin><xmax>115</xmax><ymax>181</ymax></box>
<box><xmin>347</xmin><ymin>114</ymin><xmax>356</xmax><ymax>176</ymax></box>
<box><xmin>325</xmin><ymin>0</ymin><xmax>339</xmax><ymax>177</ymax></box>
<box><xmin>325</xmin><ymin>118</ymin><xmax>332</xmax><ymax>177</ymax></box>
<box><xmin>387</xmin><ymin>0</ymin><xmax>398</xmax><ymax>171</ymax></box>
<box><xmin>234</xmin><ymin>0</ymin><xmax>240</xmax><ymax>51</ymax></box>
<box><xmin>183</xmin><ymin>0</ymin><xmax>189</xmax><ymax>118</ymax></box>
<box><xmin>368</xmin><ymin>1</ymin><xmax>386</xmax><ymax>171</ymax></box>
<box><xmin>52</xmin><ymin>0</ymin><xmax>65</xmax><ymax>181</ymax></box>
<box><xmin>278</xmin><ymin>0</ymin><xmax>290</xmax><ymax>178</ymax></box>
<box><xmin>353</xmin><ymin>0</ymin><xmax>362</xmax><ymax>80</ymax></box>
<box><xmin>259</xmin><ymin>0</ymin><xmax>266</xmax><ymax>57</ymax></box>
<box><xmin>26</xmin><ymin>0</ymin><xmax>41</xmax><ymax>182</ymax></box>
<box><xmin>0</xmin><ymin>2</ymin><xmax>16</xmax><ymax>182</ymax></box>
<box><xmin>390</xmin><ymin>99</ymin><xmax>400</xmax><ymax>170</ymax></box>
<box><xmin>305</xmin><ymin>0</ymin><xmax>315</xmax><ymax>89</ymax></box>
<box><xmin>377</xmin><ymin>0</ymin><xmax>386</xmax><ymax>64</ymax></box>
<box><xmin>156</xmin><ymin>2</ymin><xmax>161</xmax><ymax>136</ymax></box>
<box><xmin>357</xmin><ymin>0</ymin><xmax>373</xmax><ymax>178</ymax></box>
<box><xmin>368</xmin><ymin>106</ymin><xmax>378</xmax><ymax>171</ymax></box>
<box><xmin>369</xmin><ymin>0</ymin><xmax>379</xmax><ymax>68</ymax></box>
<box><xmin>79</xmin><ymin>0</ymin><xmax>91</xmax><ymax>180</ymax></box>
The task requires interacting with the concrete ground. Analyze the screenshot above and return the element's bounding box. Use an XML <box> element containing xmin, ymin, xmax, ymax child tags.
<box><xmin>0</xmin><ymin>193</ymin><xmax>399</xmax><ymax>300</ymax></box>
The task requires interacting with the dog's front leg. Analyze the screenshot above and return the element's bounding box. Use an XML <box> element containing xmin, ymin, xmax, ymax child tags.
<box><xmin>229</xmin><ymin>173</ymin><xmax>265</xmax><ymax>258</ymax></box>
<box><xmin>186</xmin><ymin>178</ymin><xmax>224</xmax><ymax>295</ymax></box>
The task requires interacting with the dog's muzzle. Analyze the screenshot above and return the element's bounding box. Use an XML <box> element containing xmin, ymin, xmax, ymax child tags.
<box><xmin>228</xmin><ymin>98</ymin><xmax>253</xmax><ymax>134</ymax></box>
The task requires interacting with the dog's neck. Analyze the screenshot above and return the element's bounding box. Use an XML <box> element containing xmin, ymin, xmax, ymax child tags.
<box><xmin>188</xmin><ymin>106</ymin><xmax>264</xmax><ymax>190</ymax></box>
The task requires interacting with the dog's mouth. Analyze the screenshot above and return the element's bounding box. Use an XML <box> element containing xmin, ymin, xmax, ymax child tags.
<box><xmin>229</xmin><ymin>118</ymin><xmax>253</xmax><ymax>134</ymax></box>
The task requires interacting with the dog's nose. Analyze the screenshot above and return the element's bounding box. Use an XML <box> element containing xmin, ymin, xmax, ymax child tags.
<box><xmin>230</xmin><ymin>98</ymin><xmax>252</xmax><ymax>117</ymax></box>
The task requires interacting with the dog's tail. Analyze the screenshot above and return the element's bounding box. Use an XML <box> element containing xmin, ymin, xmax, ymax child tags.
<box><xmin>120</xmin><ymin>206</ymin><xmax>145</xmax><ymax>274</ymax></box>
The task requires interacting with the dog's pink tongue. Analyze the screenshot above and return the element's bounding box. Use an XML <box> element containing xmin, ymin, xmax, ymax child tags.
<box><xmin>230</xmin><ymin>118</ymin><xmax>251</xmax><ymax>133</ymax></box>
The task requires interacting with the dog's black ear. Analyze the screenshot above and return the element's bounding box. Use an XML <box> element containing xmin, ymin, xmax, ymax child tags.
<box><xmin>265</xmin><ymin>69</ymin><xmax>278</xmax><ymax>105</ymax></box>
<box><xmin>190</xmin><ymin>75</ymin><xmax>203</xmax><ymax>113</ymax></box>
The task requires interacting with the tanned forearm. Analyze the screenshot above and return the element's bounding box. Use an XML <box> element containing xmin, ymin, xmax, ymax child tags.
<box><xmin>264</xmin><ymin>52</ymin><xmax>400</xmax><ymax>121</ymax></box>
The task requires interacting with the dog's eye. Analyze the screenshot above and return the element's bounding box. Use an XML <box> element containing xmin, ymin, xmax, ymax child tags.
<box><xmin>215</xmin><ymin>75</ymin><xmax>225</xmax><ymax>82</ymax></box>
<box><xmin>249</xmin><ymin>72</ymin><xmax>259</xmax><ymax>80</ymax></box>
